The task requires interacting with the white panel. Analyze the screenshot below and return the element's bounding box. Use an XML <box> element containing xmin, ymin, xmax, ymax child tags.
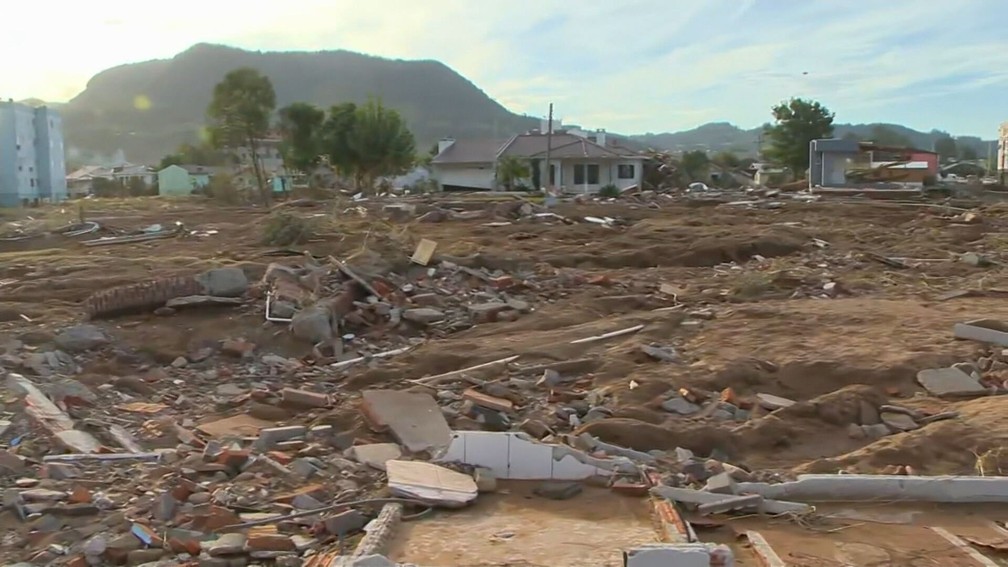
<box><xmin>550</xmin><ymin>454</ymin><xmax>601</xmax><ymax>480</ymax></box>
<box><xmin>458</xmin><ymin>431</ymin><xmax>510</xmax><ymax>476</ymax></box>
<box><xmin>506</xmin><ymin>433</ymin><xmax>554</xmax><ymax>479</ymax></box>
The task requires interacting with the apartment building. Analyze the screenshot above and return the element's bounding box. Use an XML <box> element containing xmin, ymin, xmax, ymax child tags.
<box><xmin>0</xmin><ymin>100</ymin><xmax>67</xmax><ymax>207</ymax></box>
<box><xmin>999</xmin><ymin>121</ymin><xmax>1008</xmax><ymax>182</ymax></box>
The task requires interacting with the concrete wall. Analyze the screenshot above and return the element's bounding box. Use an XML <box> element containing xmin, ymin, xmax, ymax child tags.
<box><xmin>0</xmin><ymin>102</ymin><xmax>16</xmax><ymax>207</ymax></box>
<box><xmin>431</xmin><ymin>163</ymin><xmax>494</xmax><ymax>190</ymax></box>
<box><xmin>998</xmin><ymin>122</ymin><xmax>1007</xmax><ymax>174</ymax></box>
<box><xmin>34</xmin><ymin>107</ymin><xmax>67</xmax><ymax>201</ymax></box>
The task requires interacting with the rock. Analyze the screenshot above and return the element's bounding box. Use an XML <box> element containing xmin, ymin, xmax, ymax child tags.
<box><xmin>349</xmin><ymin>556</ymin><xmax>396</xmax><ymax>567</ymax></box>
<box><xmin>349</xmin><ymin>443</ymin><xmax>402</xmax><ymax>471</ymax></box>
<box><xmin>271</xmin><ymin>300</ymin><xmax>297</xmax><ymax>319</ymax></box>
<box><xmin>916</xmin><ymin>367</ymin><xmax>986</xmax><ymax>397</ymax></box>
<box><xmin>322</xmin><ymin>509</ymin><xmax>368</xmax><ymax>536</ymax></box>
<box><xmin>880</xmin><ymin>412</ymin><xmax>919</xmax><ymax>432</ymax></box>
<box><xmin>291</xmin><ymin>494</ymin><xmax>325</xmax><ymax>510</ymax></box>
<box><xmin>641</xmin><ymin>344</ymin><xmax>680</xmax><ymax>363</ymax></box>
<box><xmin>402</xmin><ymin>308</ymin><xmax>445</xmax><ymax>324</ymax></box>
<box><xmin>47</xmin><ymin>378</ymin><xmax>98</xmax><ymax>405</ymax></box>
<box><xmin>960</xmin><ymin>252</ymin><xmax>991</xmax><ymax>268</ymax></box>
<box><xmin>703</xmin><ymin>472</ymin><xmax>738</xmax><ymax>495</ymax></box>
<box><xmin>171</xmin><ymin>356</ymin><xmax>188</xmax><ymax>368</ymax></box>
<box><xmin>474</xmin><ymin>468</ymin><xmax>498</xmax><ymax>493</ymax></box>
<box><xmin>188</xmin><ymin>492</ymin><xmax>212</xmax><ymax>505</ymax></box>
<box><xmin>417</xmin><ymin>209</ymin><xmax>451</xmax><ymax>223</ymax></box>
<box><xmin>862</xmin><ymin>424</ymin><xmax>891</xmax><ymax>439</ymax></box>
<box><xmin>291</xmin><ymin>306</ymin><xmax>336</xmax><ymax>343</ymax></box>
<box><xmin>254</xmin><ymin>426</ymin><xmax>307</xmax><ymax>451</ymax></box>
<box><xmin>848</xmin><ymin>423</ymin><xmax>866</xmax><ymax>439</ymax></box>
<box><xmin>519</xmin><ymin>419</ymin><xmax>553</xmax><ymax>439</ymax></box>
<box><xmin>152</xmin><ymin>493</ymin><xmax>178</xmax><ymax>521</ymax></box>
<box><xmin>54</xmin><ymin>325</ymin><xmax>109</xmax><ymax>353</ymax></box>
<box><xmin>0</xmin><ymin>451</ymin><xmax>25</xmax><ymax>473</ymax></box>
<box><xmin>83</xmin><ymin>535</ymin><xmax>107</xmax><ymax>557</ymax></box>
<box><xmin>756</xmin><ymin>393</ymin><xmax>796</xmax><ymax>411</ymax></box>
<box><xmin>661</xmin><ymin>396</ymin><xmax>700</xmax><ymax>415</ymax></box>
<box><xmin>468</xmin><ymin>302</ymin><xmax>510</xmax><ymax>323</ymax></box>
<box><xmin>208</xmin><ymin>533</ymin><xmax>247</xmax><ymax>556</ymax></box>
<box><xmin>533</xmin><ymin>482</ymin><xmax>582</xmax><ymax>500</ymax></box>
<box><xmin>858</xmin><ymin>400</ymin><xmax>880</xmax><ymax>426</ymax></box>
<box><xmin>220</xmin><ymin>338</ymin><xmax>255</xmax><ymax>359</ymax></box>
<box><xmin>196</xmin><ymin>268</ymin><xmax>249</xmax><ymax>297</ymax></box>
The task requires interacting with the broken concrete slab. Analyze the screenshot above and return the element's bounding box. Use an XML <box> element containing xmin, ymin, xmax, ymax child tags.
<box><xmin>625</xmin><ymin>544</ymin><xmax>734</xmax><ymax>567</ymax></box>
<box><xmin>437</xmin><ymin>430</ymin><xmax>635</xmax><ymax>480</ymax></box>
<box><xmin>197</xmin><ymin>414</ymin><xmax>275</xmax><ymax>438</ymax></box>
<box><xmin>954</xmin><ymin>319</ymin><xmax>1008</xmax><ymax>347</ymax></box>
<box><xmin>916</xmin><ymin>367</ymin><xmax>987</xmax><ymax>397</ymax></box>
<box><xmin>697</xmin><ymin>494</ymin><xmax>763</xmax><ymax>516</ymax></box>
<box><xmin>533</xmin><ymin>481</ymin><xmax>582</xmax><ymax>500</ymax></box>
<box><xmin>737</xmin><ymin>474</ymin><xmax>1008</xmax><ymax>503</ymax></box>
<box><xmin>165</xmin><ymin>295</ymin><xmax>244</xmax><ymax>309</ymax></box>
<box><xmin>6</xmin><ymin>374</ymin><xmax>102</xmax><ymax>453</ymax></box>
<box><xmin>196</xmin><ymin>267</ymin><xmax>249</xmax><ymax>298</ymax></box>
<box><xmin>650</xmin><ymin>485</ymin><xmax>811</xmax><ymax>515</ymax></box>
<box><xmin>385</xmin><ymin>460</ymin><xmax>478</xmax><ymax>508</ymax></box>
<box><xmin>53</xmin><ymin>325</ymin><xmax>109</xmax><ymax>352</ymax></box>
<box><xmin>360</xmin><ymin>390</ymin><xmax>451</xmax><ymax>453</ymax></box>
<box><xmin>349</xmin><ymin>443</ymin><xmax>402</xmax><ymax>471</ymax></box>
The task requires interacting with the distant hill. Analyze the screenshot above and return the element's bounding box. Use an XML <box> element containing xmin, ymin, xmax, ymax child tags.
<box><xmin>60</xmin><ymin>43</ymin><xmax>539</xmax><ymax>164</ymax></box>
<box><xmin>631</xmin><ymin>122</ymin><xmax>996</xmax><ymax>158</ymax></box>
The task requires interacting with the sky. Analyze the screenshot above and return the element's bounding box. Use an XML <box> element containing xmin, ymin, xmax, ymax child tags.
<box><xmin>1</xmin><ymin>0</ymin><xmax>1006</xmax><ymax>138</ymax></box>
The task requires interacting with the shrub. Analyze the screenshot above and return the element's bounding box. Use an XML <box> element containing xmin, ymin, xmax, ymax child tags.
<box><xmin>204</xmin><ymin>174</ymin><xmax>243</xmax><ymax>204</ymax></box>
<box><xmin>262</xmin><ymin>212</ymin><xmax>318</xmax><ymax>246</ymax></box>
<box><xmin>598</xmin><ymin>184</ymin><xmax>620</xmax><ymax>198</ymax></box>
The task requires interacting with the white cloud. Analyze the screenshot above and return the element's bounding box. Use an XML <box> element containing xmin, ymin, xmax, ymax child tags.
<box><xmin>0</xmin><ymin>0</ymin><xmax>1004</xmax><ymax>135</ymax></box>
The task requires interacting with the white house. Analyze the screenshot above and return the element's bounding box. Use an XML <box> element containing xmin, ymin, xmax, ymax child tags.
<box><xmin>431</xmin><ymin>128</ymin><xmax>646</xmax><ymax>193</ymax></box>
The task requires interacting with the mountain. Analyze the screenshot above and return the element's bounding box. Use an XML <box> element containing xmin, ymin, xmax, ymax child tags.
<box><xmin>631</xmin><ymin>122</ymin><xmax>996</xmax><ymax>158</ymax></box>
<box><xmin>61</xmin><ymin>43</ymin><xmax>539</xmax><ymax>164</ymax></box>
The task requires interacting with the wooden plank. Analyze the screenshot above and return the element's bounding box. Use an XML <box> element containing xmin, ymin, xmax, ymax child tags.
<box><xmin>744</xmin><ymin>531</ymin><xmax>787</xmax><ymax>567</ymax></box>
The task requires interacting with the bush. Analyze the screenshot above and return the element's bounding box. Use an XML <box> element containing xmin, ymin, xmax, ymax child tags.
<box><xmin>204</xmin><ymin>174</ymin><xmax>243</xmax><ymax>204</ymax></box>
<box><xmin>262</xmin><ymin>212</ymin><xmax>318</xmax><ymax>246</ymax></box>
<box><xmin>598</xmin><ymin>184</ymin><xmax>620</xmax><ymax>198</ymax></box>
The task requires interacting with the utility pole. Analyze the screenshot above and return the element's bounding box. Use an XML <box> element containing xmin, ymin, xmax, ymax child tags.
<box><xmin>544</xmin><ymin>103</ymin><xmax>553</xmax><ymax>194</ymax></box>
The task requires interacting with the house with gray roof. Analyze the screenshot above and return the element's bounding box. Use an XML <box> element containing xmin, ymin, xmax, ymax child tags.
<box><xmin>430</xmin><ymin>129</ymin><xmax>646</xmax><ymax>193</ymax></box>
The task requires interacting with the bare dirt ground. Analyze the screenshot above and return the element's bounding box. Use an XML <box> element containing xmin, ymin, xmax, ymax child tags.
<box><xmin>4</xmin><ymin>193</ymin><xmax>1008</xmax><ymax>564</ymax></box>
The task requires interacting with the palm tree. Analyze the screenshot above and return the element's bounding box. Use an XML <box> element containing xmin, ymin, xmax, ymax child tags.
<box><xmin>495</xmin><ymin>156</ymin><xmax>530</xmax><ymax>191</ymax></box>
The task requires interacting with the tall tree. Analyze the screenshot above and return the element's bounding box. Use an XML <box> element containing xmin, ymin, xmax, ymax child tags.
<box><xmin>347</xmin><ymin>98</ymin><xmax>416</xmax><ymax>191</ymax></box>
<box><xmin>278</xmin><ymin>102</ymin><xmax>325</xmax><ymax>173</ymax></box>
<box><xmin>495</xmin><ymin>156</ymin><xmax>530</xmax><ymax>190</ymax></box>
<box><xmin>207</xmin><ymin>68</ymin><xmax>277</xmax><ymax>203</ymax></box>
<box><xmin>868</xmin><ymin>125</ymin><xmax>912</xmax><ymax>148</ymax></box>
<box><xmin>959</xmin><ymin>145</ymin><xmax>979</xmax><ymax>161</ymax></box>
<box><xmin>933</xmin><ymin>134</ymin><xmax>957</xmax><ymax>162</ymax></box>
<box><xmin>321</xmin><ymin>102</ymin><xmax>359</xmax><ymax>177</ymax></box>
<box><xmin>680</xmin><ymin>150</ymin><xmax>710</xmax><ymax>181</ymax></box>
<box><xmin>711</xmin><ymin>151</ymin><xmax>740</xmax><ymax>169</ymax></box>
<box><xmin>764</xmin><ymin>98</ymin><xmax>835</xmax><ymax>179</ymax></box>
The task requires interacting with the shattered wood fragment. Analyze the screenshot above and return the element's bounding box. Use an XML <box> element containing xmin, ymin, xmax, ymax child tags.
<box><xmin>410</xmin><ymin>238</ymin><xmax>438</xmax><ymax>266</ymax></box>
<box><xmin>328</xmin><ymin>255</ymin><xmax>383</xmax><ymax>299</ymax></box>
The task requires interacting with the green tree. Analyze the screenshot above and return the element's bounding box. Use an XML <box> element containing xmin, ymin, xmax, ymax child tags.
<box><xmin>278</xmin><ymin>102</ymin><xmax>325</xmax><ymax>173</ymax></box>
<box><xmin>346</xmin><ymin>98</ymin><xmax>416</xmax><ymax>191</ymax></box>
<box><xmin>711</xmin><ymin>151</ymin><xmax>741</xmax><ymax>169</ymax></box>
<box><xmin>764</xmin><ymin>98</ymin><xmax>835</xmax><ymax>179</ymax></box>
<box><xmin>159</xmin><ymin>143</ymin><xmax>227</xmax><ymax>170</ymax></box>
<box><xmin>207</xmin><ymin>68</ymin><xmax>277</xmax><ymax>203</ymax></box>
<box><xmin>868</xmin><ymin>125</ymin><xmax>912</xmax><ymax>148</ymax></box>
<box><xmin>495</xmin><ymin>156</ymin><xmax>530</xmax><ymax>190</ymax></box>
<box><xmin>933</xmin><ymin>134</ymin><xmax>957</xmax><ymax>162</ymax></box>
<box><xmin>680</xmin><ymin>150</ymin><xmax>710</xmax><ymax>181</ymax></box>
<box><xmin>321</xmin><ymin>102</ymin><xmax>359</xmax><ymax>176</ymax></box>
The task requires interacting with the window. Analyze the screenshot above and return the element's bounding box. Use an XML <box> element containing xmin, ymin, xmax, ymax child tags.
<box><xmin>30</xmin><ymin>179</ymin><xmax>35</xmax><ymax>187</ymax></box>
<box><xmin>573</xmin><ymin>164</ymin><xmax>599</xmax><ymax>184</ymax></box>
<box><xmin>618</xmin><ymin>164</ymin><xmax>635</xmax><ymax>179</ymax></box>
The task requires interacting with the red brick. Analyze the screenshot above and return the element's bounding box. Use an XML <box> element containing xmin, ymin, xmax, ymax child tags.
<box><xmin>491</xmin><ymin>275</ymin><xmax>516</xmax><ymax>290</ymax></box>
<box><xmin>267</xmin><ymin>451</ymin><xmax>293</xmax><ymax>465</ymax></box>
<box><xmin>246</xmin><ymin>533</ymin><xmax>295</xmax><ymax>552</ymax></box>
<box><xmin>217</xmin><ymin>449</ymin><xmax>251</xmax><ymax>469</ymax></box>
<box><xmin>610</xmin><ymin>480</ymin><xmax>649</xmax><ymax>497</ymax></box>
<box><xmin>281</xmin><ymin>388</ymin><xmax>331</xmax><ymax>408</ymax></box>
<box><xmin>68</xmin><ymin>485</ymin><xmax>91</xmax><ymax>504</ymax></box>
<box><xmin>463</xmin><ymin>388</ymin><xmax>514</xmax><ymax>413</ymax></box>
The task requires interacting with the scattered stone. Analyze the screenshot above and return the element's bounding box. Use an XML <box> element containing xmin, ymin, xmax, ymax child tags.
<box><xmin>402</xmin><ymin>308</ymin><xmax>445</xmax><ymax>325</ymax></box>
<box><xmin>360</xmin><ymin>390</ymin><xmax>452</xmax><ymax>453</ymax></box>
<box><xmin>862</xmin><ymin>424</ymin><xmax>891</xmax><ymax>439</ymax></box>
<box><xmin>270</xmin><ymin>300</ymin><xmax>297</xmax><ymax>319</ymax></box>
<box><xmin>280</xmin><ymin>388</ymin><xmax>331</xmax><ymax>408</ymax></box>
<box><xmin>640</xmin><ymin>344</ymin><xmax>680</xmax><ymax>363</ymax></box>
<box><xmin>291</xmin><ymin>306</ymin><xmax>336</xmax><ymax>344</ymax></box>
<box><xmin>916</xmin><ymin>367</ymin><xmax>986</xmax><ymax>397</ymax></box>
<box><xmin>349</xmin><ymin>443</ymin><xmax>402</xmax><ymax>471</ymax></box>
<box><xmin>880</xmin><ymin>412</ymin><xmax>919</xmax><ymax>432</ymax></box>
<box><xmin>254</xmin><ymin>426</ymin><xmax>307</xmax><ymax>450</ymax></box>
<box><xmin>474</xmin><ymin>468</ymin><xmax>498</xmax><ymax>493</ymax></box>
<box><xmin>54</xmin><ymin>325</ymin><xmax>109</xmax><ymax>353</ymax></box>
<box><xmin>322</xmin><ymin>509</ymin><xmax>368</xmax><ymax>535</ymax></box>
<box><xmin>858</xmin><ymin>400</ymin><xmax>880</xmax><ymax>426</ymax></box>
<box><xmin>208</xmin><ymin>533</ymin><xmax>247</xmax><ymax>556</ymax></box>
<box><xmin>661</xmin><ymin>396</ymin><xmax>700</xmax><ymax>415</ymax></box>
<box><xmin>703</xmin><ymin>472</ymin><xmax>738</xmax><ymax>495</ymax></box>
<box><xmin>196</xmin><ymin>268</ymin><xmax>249</xmax><ymax>297</ymax></box>
<box><xmin>533</xmin><ymin>482</ymin><xmax>583</xmax><ymax>500</ymax></box>
<box><xmin>848</xmin><ymin>423</ymin><xmax>866</xmax><ymax>439</ymax></box>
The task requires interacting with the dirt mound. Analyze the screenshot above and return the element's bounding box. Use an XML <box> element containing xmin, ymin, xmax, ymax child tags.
<box><xmin>576</xmin><ymin>418</ymin><xmax>737</xmax><ymax>458</ymax></box>
<box><xmin>542</xmin><ymin>236</ymin><xmax>804</xmax><ymax>270</ymax></box>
